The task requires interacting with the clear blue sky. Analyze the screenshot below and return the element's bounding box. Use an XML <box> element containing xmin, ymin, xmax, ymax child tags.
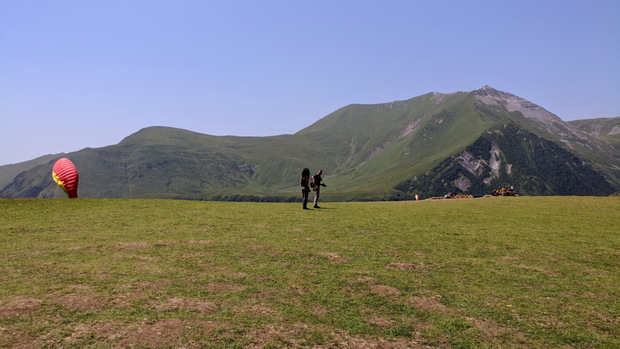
<box><xmin>1</xmin><ymin>0</ymin><xmax>619</xmax><ymax>165</ymax></box>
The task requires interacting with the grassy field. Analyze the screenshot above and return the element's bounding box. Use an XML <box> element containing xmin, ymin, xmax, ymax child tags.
<box><xmin>0</xmin><ymin>197</ymin><xmax>618</xmax><ymax>348</ymax></box>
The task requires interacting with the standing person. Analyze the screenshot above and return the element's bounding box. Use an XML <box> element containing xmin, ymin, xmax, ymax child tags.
<box><xmin>312</xmin><ymin>169</ymin><xmax>326</xmax><ymax>208</ymax></box>
<box><xmin>300</xmin><ymin>168</ymin><xmax>311</xmax><ymax>209</ymax></box>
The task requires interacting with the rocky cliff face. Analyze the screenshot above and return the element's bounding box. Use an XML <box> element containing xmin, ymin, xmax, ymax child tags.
<box><xmin>475</xmin><ymin>86</ymin><xmax>561</xmax><ymax>124</ymax></box>
<box><xmin>394</xmin><ymin>121</ymin><xmax>615</xmax><ymax>198</ymax></box>
<box><xmin>472</xmin><ymin>86</ymin><xmax>620</xmax><ymax>187</ymax></box>
<box><xmin>475</xmin><ymin>86</ymin><xmax>591</xmax><ymax>147</ymax></box>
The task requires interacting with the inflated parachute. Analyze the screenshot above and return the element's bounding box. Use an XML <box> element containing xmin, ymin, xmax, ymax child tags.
<box><xmin>52</xmin><ymin>158</ymin><xmax>79</xmax><ymax>198</ymax></box>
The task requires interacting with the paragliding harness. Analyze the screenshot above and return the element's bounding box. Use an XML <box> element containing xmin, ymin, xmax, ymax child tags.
<box><xmin>310</xmin><ymin>176</ymin><xmax>316</xmax><ymax>191</ymax></box>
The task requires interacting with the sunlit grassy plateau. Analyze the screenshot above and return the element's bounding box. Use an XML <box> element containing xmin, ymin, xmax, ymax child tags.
<box><xmin>1</xmin><ymin>197</ymin><xmax>618</xmax><ymax>348</ymax></box>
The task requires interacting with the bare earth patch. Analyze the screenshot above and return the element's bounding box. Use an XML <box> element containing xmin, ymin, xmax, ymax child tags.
<box><xmin>156</xmin><ymin>297</ymin><xmax>218</xmax><ymax>314</ymax></box>
<box><xmin>206</xmin><ymin>282</ymin><xmax>246</xmax><ymax>292</ymax></box>
<box><xmin>55</xmin><ymin>293</ymin><xmax>103</xmax><ymax>311</ymax></box>
<box><xmin>110</xmin><ymin>280</ymin><xmax>172</xmax><ymax>307</ymax></box>
<box><xmin>245</xmin><ymin>324</ymin><xmax>427</xmax><ymax>349</ymax></box>
<box><xmin>318</xmin><ymin>252</ymin><xmax>349</xmax><ymax>264</ymax></box>
<box><xmin>466</xmin><ymin>316</ymin><xmax>529</xmax><ymax>345</ymax></box>
<box><xmin>514</xmin><ymin>264</ymin><xmax>559</xmax><ymax>277</ymax></box>
<box><xmin>370</xmin><ymin>285</ymin><xmax>401</xmax><ymax>297</ymax></box>
<box><xmin>385</xmin><ymin>261</ymin><xmax>428</xmax><ymax>271</ymax></box>
<box><xmin>406</xmin><ymin>296</ymin><xmax>447</xmax><ymax>312</ymax></box>
<box><xmin>118</xmin><ymin>242</ymin><xmax>152</xmax><ymax>250</ymax></box>
<box><xmin>367</xmin><ymin>316</ymin><xmax>394</xmax><ymax>328</ymax></box>
<box><xmin>0</xmin><ymin>296</ymin><xmax>42</xmax><ymax>317</ymax></box>
<box><xmin>59</xmin><ymin>319</ymin><xmax>222</xmax><ymax>348</ymax></box>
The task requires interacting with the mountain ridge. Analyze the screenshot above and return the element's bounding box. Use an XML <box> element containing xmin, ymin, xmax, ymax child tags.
<box><xmin>394</xmin><ymin>120</ymin><xmax>615</xmax><ymax>198</ymax></box>
<box><xmin>2</xmin><ymin>86</ymin><xmax>618</xmax><ymax>200</ymax></box>
<box><xmin>569</xmin><ymin>117</ymin><xmax>620</xmax><ymax>146</ymax></box>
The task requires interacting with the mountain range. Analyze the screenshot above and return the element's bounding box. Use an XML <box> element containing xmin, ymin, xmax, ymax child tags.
<box><xmin>1</xmin><ymin>86</ymin><xmax>619</xmax><ymax>200</ymax></box>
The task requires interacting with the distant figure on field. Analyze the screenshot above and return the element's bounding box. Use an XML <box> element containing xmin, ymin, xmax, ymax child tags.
<box><xmin>300</xmin><ymin>168</ymin><xmax>311</xmax><ymax>209</ymax></box>
<box><xmin>312</xmin><ymin>169</ymin><xmax>326</xmax><ymax>208</ymax></box>
<box><xmin>506</xmin><ymin>186</ymin><xmax>516</xmax><ymax>196</ymax></box>
<box><xmin>444</xmin><ymin>190</ymin><xmax>457</xmax><ymax>199</ymax></box>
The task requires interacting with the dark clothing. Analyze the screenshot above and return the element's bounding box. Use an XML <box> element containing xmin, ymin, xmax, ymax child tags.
<box><xmin>312</xmin><ymin>174</ymin><xmax>322</xmax><ymax>207</ymax></box>
<box><xmin>312</xmin><ymin>174</ymin><xmax>322</xmax><ymax>187</ymax></box>
<box><xmin>301</xmin><ymin>187</ymin><xmax>309</xmax><ymax>209</ymax></box>
<box><xmin>301</xmin><ymin>176</ymin><xmax>310</xmax><ymax>209</ymax></box>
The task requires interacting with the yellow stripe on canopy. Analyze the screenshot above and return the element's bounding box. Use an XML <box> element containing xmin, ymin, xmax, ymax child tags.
<box><xmin>52</xmin><ymin>171</ymin><xmax>69</xmax><ymax>195</ymax></box>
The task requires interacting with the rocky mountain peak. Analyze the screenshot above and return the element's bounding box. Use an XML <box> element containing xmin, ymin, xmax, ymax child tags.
<box><xmin>475</xmin><ymin>85</ymin><xmax>513</xmax><ymax>98</ymax></box>
<box><xmin>474</xmin><ymin>86</ymin><xmax>602</xmax><ymax>152</ymax></box>
<box><xmin>474</xmin><ymin>86</ymin><xmax>561</xmax><ymax>124</ymax></box>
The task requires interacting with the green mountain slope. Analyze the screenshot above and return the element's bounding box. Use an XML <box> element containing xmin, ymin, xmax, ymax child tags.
<box><xmin>295</xmin><ymin>91</ymin><xmax>503</xmax><ymax>198</ymax></box>
<box><xmin>0</xmin><ymin>154</ymin><xmax>59</xmax><ymax>191</ymax></box>
<box><xmin>394</xmin><ymin>121</ymin><xmax>615</xmax><ymax>198</ymax></box>
<box><xmin>569</xmin><ymin>116</ymin><xmax>620</xmax><ymax>145</ymax></box>
<box><xmin>0</xmin><ymin>127</ymin><xmax>327</xmax><ymax>199</ymax></box>
<box><xmin>1</xmin><ymin>87</ymin><xmax>618</xmax><ymax>200</ymax></box>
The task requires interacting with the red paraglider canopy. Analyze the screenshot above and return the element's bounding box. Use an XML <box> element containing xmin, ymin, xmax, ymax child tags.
<box><xmin>52</xmin><ymin>158</ymin><xmax>79</xmax><ymax>198</ymax></box>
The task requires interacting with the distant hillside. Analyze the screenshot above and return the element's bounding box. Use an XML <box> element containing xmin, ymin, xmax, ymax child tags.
<box><xmin>393</xmin><ymin>121</ymin><xmax>615</xmax><ymax>198</ymax></box>
<box><xmin>1</xmin><ymin>86</ymin><xmax>618</xmax><ymax>200</ymax></box>
<box><xmin>569</xmin><ymin>116</ymin><xmax>620</xmax><ymax>146</ymax></box>
<box><xmin>0</xmin><ymin>128</ymin><xmax>324</xmax><ymax>200</ymax></box>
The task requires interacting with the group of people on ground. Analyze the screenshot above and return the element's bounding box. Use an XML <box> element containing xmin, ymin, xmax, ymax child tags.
<box><xmin>492</xmin><ymin>186</ymin><xmax>516</xmax><ymax>196</ymax></box>
<box><xmin>300</xmin><ymin>168</ymin><xmax>326</xmax><ymax>209</ymax></box>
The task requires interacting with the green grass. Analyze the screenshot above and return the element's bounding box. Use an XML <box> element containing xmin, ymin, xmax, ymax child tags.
<box><xmin>1</xmin><ymin>197</ymin><xmax>618</xmax><ymax>348</ymax></box>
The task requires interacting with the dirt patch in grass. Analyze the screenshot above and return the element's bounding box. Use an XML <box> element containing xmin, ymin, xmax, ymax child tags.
<box><xmin>356</xmin><ymin>275</ymin><xmax>376</xmax><ymax>283</ymax></box>
<box><xmin>336</xmin><ymin>336</ymin><xmax>425</xmax><ymax>349</ymax></box>
<box><xmin>244</xmin><ymin>323</ymin><xmax>301</xmax><ymax>347</ymax></box>
<box><xmin>118</xmin><ymin>242</ymin><xmax>152</xmax><ymax>250</ymax></box>
<box><xmin>156</xmin><ymin>297</ymin><xmax>218</xmax><ymax>315</ymax></box>
<box><xmin>119</xmin><ymin>318</ymin><xmax>190</xmax><ymax>346</ymax></box>
<box><xmin>514</xmin><ymin>264</ymin><xmax>559</xmax><ymax>277</ymax></box>
<box><xmin>61</xmin><ymin>319</ymin><xmax>222</xmax><ymax>348</ymax></box>
<box><xmin>406</xmin><ymin>296</ymin><xmax>447</xmax><ymax>312</ymax></box>
<box><xmin>384</xmin><ymin>262</ymin><xmax>428</xmax><ymax>271</ymax></box>
<box><xmin>10</xmin><ymin>320</ymin><xmax>429</xmax><ymax>349</ymax></box>
<box><xmin>467</xmin><ymin>317</ymin><xmax>510</xmax><ymax>337</ymax></box>
<box><xmin>250</xmin><ymin>245</ymin><xmax>273</xmax><ymax>252</ymax></box>
<box><xmin>206</xmin><ymin>282</ymin><xmax>246</xmax><ymax>292</ymax></box>
<box><xmin>370</xmin><ymin>285</ymin><xmax>401</xmax><ymax>297</ymax></box>
<box><xmin>245</xmin><ymin>323</ymin><xmax>427</xmax><ymax>349</ymax></box>
<box><xmin>54</xmin><ymin>293</ymin><xmax>103</xmax><ymax>311</ymax></box>
<box><xmin>110</xmin><ymin>280</ymin><xmax>172</xmax><ymax>307</ymax></box>
<box><xmin>466</xmin><ymin>316</ymin><xmax>530</xmax><ymax>345</ymax></box>
<box><xmin>186</xmin><ymin>251</ymin><xmax>215</xmax><ymax>258</ymax></box>
<box><xmin>367</xmin><ymin>316</ymin><xmax>394</xmax><ymax>328</ymax></box>
<box><xmin>235</xmin><ymin>302</ymin><xmax>279</xmax><ymax>317</ymax></box>
<box><xmin>46</xmin><ymin>284</ymin><xmax>105</xmax><ymax>311</ymax></box>
<box><xmin>0</xmin><ymin>296</ymin><xmax>42</xmax><ymax>317</ymax></box>
<box><xmin>318</xmin><ymin>252</ymin><xmax>349</xmax><ymax>264</ymax></box>
<box><xmin>385</xmin><ymin>262</ymin><xmax>416</xmax><ymax>271</ymax></box>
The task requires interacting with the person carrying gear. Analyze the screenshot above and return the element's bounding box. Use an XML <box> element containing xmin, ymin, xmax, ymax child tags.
<box><xmin>312</xmin><ymin>169</ymin><xmax>326</xmax><ymax>208</ymax></box>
